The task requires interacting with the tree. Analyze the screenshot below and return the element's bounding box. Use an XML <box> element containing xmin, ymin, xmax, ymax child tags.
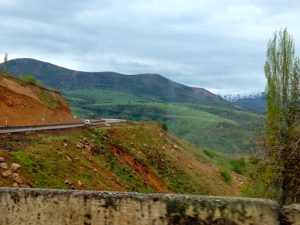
<box><xmin>264</xmin><ymin>28</ymin><xmax>300</xmax><ymax>204</ymax></box>
<box><xmin>3</xmin><ymin>53</ymin><xmax>8</xmax><ymax>73</ymax></box>
<box><xmin>243</xmin><ymin>29</ymin><xmax>300</xmax><ymax>205</ymax></box>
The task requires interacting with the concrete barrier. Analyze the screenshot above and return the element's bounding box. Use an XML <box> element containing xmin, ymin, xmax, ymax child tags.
<box><xmin>0</xmin><ymin>188</ymin><xmax>298</xmax><ymax>225</ymax></box>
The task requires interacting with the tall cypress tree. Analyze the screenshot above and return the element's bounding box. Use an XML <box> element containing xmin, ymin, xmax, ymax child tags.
<box><xmin>3</xmin><ymin>53</ymin><xmax>8</xmax><ymax>73</ymax></box>
<box><xmin>264</xmin><ymin>28</ymin><xmax>300</xmax><ymax>204</ymax></box>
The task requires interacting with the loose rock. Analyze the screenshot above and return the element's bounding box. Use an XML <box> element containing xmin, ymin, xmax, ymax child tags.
<box><xmin>2</xmin><ymin>170</ymin><xmax>12</xmax><ymax>177</ymax></box>
<box><xmin>13</xmin><ymin>182</ymin><xmax>19</xmax><ymax>188</ymax></box>
<box><xmin>77</xmin><ymin>180</ymin><xmax>83</xmax><ymax>187</ymax></box>
<box><xmin>14</xmin><ymin>175</ymin><xmax>22</xmax><ymax>184</ymax></box>
<box><xmin>12</xmin><ymin>173</ymin><xmax>19</xmax><ymax>180</ymax></box>
<box><xmin>66</xmin><ymin>156</ymin><xmax>72</xmax><ymax>162</ymax></box>
<box><xmin>76</xmin><ymin>143</ymin><xmax>85</xmax><ymax>149</ymax></box>
<box><xmin>0</xmin><ymin>157</ymin><xmax>4</xmax><ymax>162</ymax></box>
<box><xmin>0</xmin><ymin>162</ymin><xmax>8</xmax><ymax>170</ymax></box>
<box><xmin>64</xmin><ymin>180</ymin><xmax>72</xmax><ymax>185</ymax></box>
<box><xmin>10</xmin><ymin>163</ymin><xmax>21</xmax><ymax>172</ymax></box>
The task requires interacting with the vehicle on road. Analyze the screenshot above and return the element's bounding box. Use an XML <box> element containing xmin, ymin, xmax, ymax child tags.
<box><xmin>84</xmin><ymin>119</ymin><xmax>91</xmax><ymax>125</ymax></box>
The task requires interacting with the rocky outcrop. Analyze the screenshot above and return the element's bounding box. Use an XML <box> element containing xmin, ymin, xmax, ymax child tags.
<box><xmin>0</xmin><ymin>157</ymin><xmax>25</xmax><ymax>188</ymax></box>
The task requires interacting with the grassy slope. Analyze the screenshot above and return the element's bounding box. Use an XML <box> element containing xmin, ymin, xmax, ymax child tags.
<box><xmin>0</xmin><ymin>122</ymin><xmax>243</xmax><ymax>196</ymax></box>
<box><xmin>66</xmin><ymin>89</ymin><xmax>263</xmax><ymax>153</ymax></box>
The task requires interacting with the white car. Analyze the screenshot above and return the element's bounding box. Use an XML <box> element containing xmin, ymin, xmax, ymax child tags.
<box><xmin>84</xmin><ymin>119</ymin><xmax>91</xmax><ymax>125</ymax></box>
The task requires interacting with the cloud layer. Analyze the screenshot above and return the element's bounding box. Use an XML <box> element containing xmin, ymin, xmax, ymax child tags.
<box><xmin>0</xmin><ymin>0</ymin><xmax>299</xmax><ymax>94</ymax></box>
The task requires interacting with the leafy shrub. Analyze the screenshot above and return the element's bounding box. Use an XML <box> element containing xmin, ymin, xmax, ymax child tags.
<box><xmin>19</xmin><ymin>75</ymin><xmax>39</xmax><ymax>85</ymax></box>
<box><xmin>219</xmin><ymin>168</ymin><xmax>232</xmax><ymax>183</ymax></box>
<box><xmin>160</xmin><ymin>123</ymin><xmax>168</xmax><ymax>131</ymax></box>
<box><xmin>229</xmin><ymin>158</ymin><xmax>246</xmax><ymax>174</ymax></box>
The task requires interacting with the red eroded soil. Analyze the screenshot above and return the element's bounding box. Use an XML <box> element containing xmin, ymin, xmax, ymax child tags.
<box><xmin>0</xmin><ymin>76</ymin><xmax>76</xmax><ymax>127</ymax></box>
<box><xmin>109</xmin><ymin>144</ymin><xmax>171</xmax><ymax>193</ymax></box>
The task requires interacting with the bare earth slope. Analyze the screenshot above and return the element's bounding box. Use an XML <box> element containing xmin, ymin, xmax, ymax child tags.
<box><xmin>0</xmin><ymin>74</ymin><xmax>76</xmax><ymax>126</ymax></box>
<box><xmin>0</xmin><ymin>122</ymin><xmax>243</xmax><ymax>196</ymax></box>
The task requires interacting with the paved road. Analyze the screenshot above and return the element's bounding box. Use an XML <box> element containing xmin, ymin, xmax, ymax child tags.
<box><xmin>0</xmin><ymin>119</ymin><xmax>126</xmax><ymax>134</ymax></box>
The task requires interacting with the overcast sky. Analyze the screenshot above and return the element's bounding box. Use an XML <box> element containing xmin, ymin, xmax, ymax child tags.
<box><xmin>0</xmin><ymin>0</ymin><xmax>299</xmax><ymax>94</ymax></box>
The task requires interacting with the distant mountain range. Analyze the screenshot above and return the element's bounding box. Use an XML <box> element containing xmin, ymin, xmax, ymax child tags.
<box><xmin>222</xmin><ymin>93</ymin><xmax>266</xmax><ymax>112</ymax></box>
<box><xmin>0</xmin><ymin>58</ymin><xmax>264</xmax><ymax>153</ymax></box>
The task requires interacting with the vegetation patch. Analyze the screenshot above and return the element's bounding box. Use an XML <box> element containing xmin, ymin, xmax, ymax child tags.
<box><xmin>203</xmin><ymin>149</ymin><xmax>217</xmax><ymax>158</ymax></box>
<box><xmin>219</xmin><ymin>168</ymin><xmax>232</xmax><ymax>183</ymax></box>
<box><xmin>39</xmin><ymin>90</ymin><xmax>57</xmax><ymax>109</ymax></box>
<box><xmin>229</xmin><ymin>158</ymin><xmax>246</xmax><ymax>174</ymax></box>
<box><xmin>17</xmin><ymin>75</ymin><xmax>40</xmax><ymax>85</ymax></box>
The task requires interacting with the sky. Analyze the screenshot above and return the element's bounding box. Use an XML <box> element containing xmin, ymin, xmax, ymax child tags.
<box><xmin>0</xmin><ymin>0</ymin><xmax>300</xmax><ymax>95</ymax></box>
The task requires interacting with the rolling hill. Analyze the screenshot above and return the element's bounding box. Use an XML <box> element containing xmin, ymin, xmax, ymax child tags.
<box><xmin>2</xmin><ymin>58</ymin><xmax>225</xmax><ymax>105</ymax></box>
<box><xmin>1</xmin><ymin>58</ymin><xmax>264</xmax><ymax>153</ymax></box>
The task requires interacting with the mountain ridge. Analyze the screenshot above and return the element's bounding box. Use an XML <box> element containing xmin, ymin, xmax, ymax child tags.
<box><xmin>222</xmin><ymin>92</ymin><xmax>266</xmax><ymax>112</ymax></box>
<box><xmin>1</xmin><ymin>58</ymin><xmax>226</xmax><ymax>105</ymax></box>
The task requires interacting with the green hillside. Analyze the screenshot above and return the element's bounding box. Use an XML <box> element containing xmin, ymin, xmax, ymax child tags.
<box><xmin>0</xmin><ymin>122</ymin><xmax>243</xmax><ymax>196</ymax></box>
<box><xmin>65</xmin><ymin>87</ymin><xmax>263</xmax><ymax>153</ymax></box>
<box><xmin>2</xmin><ymin>58</ymin><xmax>264</xmax><ymax>153</ymax></box>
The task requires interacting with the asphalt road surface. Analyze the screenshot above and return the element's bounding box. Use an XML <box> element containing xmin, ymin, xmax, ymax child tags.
<box><xmin>0</xmin><ymin>119</ymin><xmax>126</xmax><ymax>134</ymax></box>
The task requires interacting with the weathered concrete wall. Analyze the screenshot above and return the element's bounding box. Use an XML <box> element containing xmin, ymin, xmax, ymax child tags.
<box><xmin>280</xmin><ymin>204</ymin><xmax>300</xmax><ymax>225</ymax></box>
<box><xmin>0</xmin><ymin>188</ymin><xmax>297</xmax><ymax>225</ymax></box>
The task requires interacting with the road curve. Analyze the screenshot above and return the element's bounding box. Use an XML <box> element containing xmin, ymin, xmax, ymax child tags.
<box><xmin>0</xmin><ymin>119</ymin><xmax>126</xmax><ymax>134</ymax></box>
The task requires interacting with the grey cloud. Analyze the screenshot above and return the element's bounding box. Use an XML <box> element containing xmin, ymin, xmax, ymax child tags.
<box><xmin>0</xmin><ymin>0</ymin><xmax>299</xmax><ymax>94</ymax></box>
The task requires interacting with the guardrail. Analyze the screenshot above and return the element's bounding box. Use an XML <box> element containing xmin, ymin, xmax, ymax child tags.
<box><xmin>0</xmin><ymin>121</ymin><xmax>83</xmax><ymax>130</ymax></box>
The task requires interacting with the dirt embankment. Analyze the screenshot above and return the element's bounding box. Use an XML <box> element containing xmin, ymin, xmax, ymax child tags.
<box><xmin>109</xmin><ymin>144</ymin><xmax>171</xmax><ymax>193</ymax></box>
<box><xmin>0</xmin><ymin>75</ymin><xmax>77</xmax><ymax>126</ymax></box>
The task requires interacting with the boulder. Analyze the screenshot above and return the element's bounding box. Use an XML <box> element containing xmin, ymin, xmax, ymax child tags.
<box><xmin>0</xmin><ymin>157</ymin><xmax>4</xmax><ymax>162</ymax></box>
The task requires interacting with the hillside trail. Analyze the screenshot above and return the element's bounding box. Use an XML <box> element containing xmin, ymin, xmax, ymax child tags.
<box><xmin>109</xmin><ymin>144</ymin><xmax>171</xmax><ymax>193</ymax></box>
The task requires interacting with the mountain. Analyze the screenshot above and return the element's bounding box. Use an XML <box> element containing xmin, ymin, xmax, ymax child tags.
<box><xmin>223</xmin><ymin>93</ymin><xmax>266</xmax><ymax>112</ymax></box>
<box><xmin>2</xmin><ymin>58</ymin><xmax>225</xmax><ymax>105</ymax></box>
<box><xmin>0</xmin><ymin>72</ymin><xmax>76</xmax><ymax>126</ymax></box>
<box><xmin>1</xmin><ymin>58</ymin><xmax>263</xmax><ymax>153</ymax></box>
<box><xmin>0</xmin><ymin>121</ymin><xmax>244</xmax><ymax>196</ymax></box>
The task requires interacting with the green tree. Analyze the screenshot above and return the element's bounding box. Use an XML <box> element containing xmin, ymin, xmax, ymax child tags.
<box><xmin>243</xmin><ymin>29</ymin><xmax>300</xmax><ymax>205</ymax></box>
<box><xmin>3</xmin><ymin>53</ymin><xmax>8</xmax><ymax>73</ymax></box>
